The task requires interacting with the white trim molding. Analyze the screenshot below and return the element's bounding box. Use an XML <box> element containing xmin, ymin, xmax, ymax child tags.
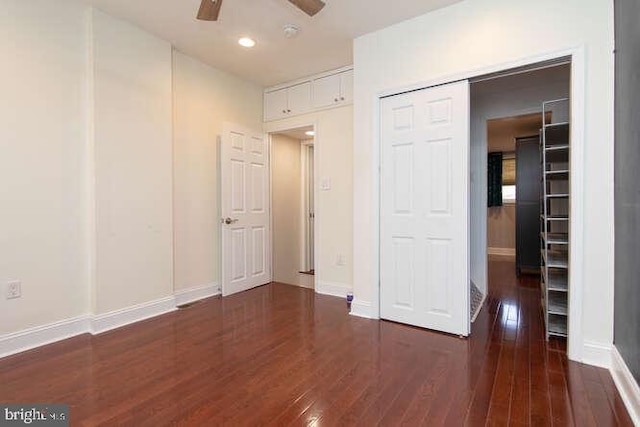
<box><xmin>582</xmin><ymin>340</ymin><xmax>612</xmax><ymax>369</ymax></box>
<box><xmin>0</xmin><ymin>315</ymin><xmax>90</xmax><ymax>359</ymax></box>
<box><xmin>487</xmin><ymin>247</ymin><xmax>516</xmax><ymax>257</ymax></box>
<box><xmin>315</xmin><ymin>281</ymin><xmax>350</xmax><ymax>298</ymax></box>
<box><xmin>611</xmin><ymin>345</ymin><xmax>640</xmax><ymax>425</ymax></box>
<box><xmin>349</xmin><ymin>299</ymin><xmax>377</xmax><ymax>319</ymax></box>
<box><xmin>298</xmin><ymin>273</ymin><xmax>315</xmax><ymax>289</ymax></box>
<box><xmin>174</xmin><ymin>283</ymin><xmax>221</xmax><ymax>306</ymax></box>
<box><xmin>0</xmin><ymin>284</ymin><xmax>228</xmax><ymax>358</ymax></box>
<box><xmin>90</xmin><ymin>296</ymin><xmax>176</xmax><ymax>335</ymax></box>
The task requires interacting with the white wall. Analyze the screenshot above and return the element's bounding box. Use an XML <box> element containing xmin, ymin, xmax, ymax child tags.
<box><xmin>487</xmin><ymin>206</ymin><xmax>515</xmax><ymax>253</ymax></box>
<box><xmin>91</xmin><ymin>10</ymin><xmax>174</xmax><ymax>314</ymax></box>
<box><xmin>173</xmin><ymin>51</ymin><xmax>263</xmax><ymax>291</ymax></box>
<box><xmin>265</xmin><ymin>106</ymin><xmax>354</xmax><ymax>293</ymax></box>
<box><xmin>1</xmin><ymin>1</ymin><xmax>264</xmax><ymax>341</ymax></box>
<box><xmin>0</xmin><ymin>0</ymin><xmax>89</xmax><ymax>334</ymax></box>
<box><xmin>271</xmin><ymin>135</ymin><xmax>302</xmax><ymax>285</ymax></box>
<box><xmin>470</xmin><ymin>65</ymin><xmax>570</xmax><ymax>294</ymax></box>
<box><xmin>353</xmin><ymin>0</ymin><xmax>614</xmax><ymax>363</ymax></box>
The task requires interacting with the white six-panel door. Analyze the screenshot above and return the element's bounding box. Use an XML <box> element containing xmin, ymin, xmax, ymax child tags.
<box><xmin>221</xmin><ymin>124</ymin><xmax>271</xmax><ymax>296</ymax></box>
<box><xmin>380</xmin><ymin>81</ymin><xmax>470</xmax><ymax>336</ymax></box>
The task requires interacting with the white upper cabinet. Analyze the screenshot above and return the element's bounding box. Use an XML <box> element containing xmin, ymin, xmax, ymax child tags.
<box><xmin>264</xmin><ymin>82</ymin><xmax>311</xmax><ymax>121</ymax></box>
<box><xmin>287</xmin><ymin>83</ymin><xmax>312</xmax><ymax>115</ymax></box>
<box><xmin>312</xmin><ymin>73</ymin><xmax>341</xmax><ymax>108</ymax></box>
<box><xmin>341</xmin><ymin>69</ymin><xmax>353</xmax><ymax>104</ymax></box>
<box><xmin>312</xmin><ymin>70</ymin><xmax>353</xmax><ymax>109</ymax></box>
<box><xmin>264</xmin><ymin>67</ymin><xmax>353</xmax><ymax>122</ymax></box>
<box><xmin>264</xmin><ymin>88</ymin><xmax>288</xmax><ymax>121</ymax></box>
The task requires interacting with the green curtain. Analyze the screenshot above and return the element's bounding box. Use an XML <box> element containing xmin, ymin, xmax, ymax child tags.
<box><xmin>488</xmin><ymin>152</ymin><xmax>503</xmax><ymax>207</ymax></box>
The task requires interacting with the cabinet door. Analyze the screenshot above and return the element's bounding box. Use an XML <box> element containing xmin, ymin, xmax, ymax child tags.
<box><xmin>264</xmin><ymin>88</ymin><xmax>288</xmax><ymax>121</ymax></box>
<box><xmin>340</xmin><ymin>69</ymin><xmax>353</xmax><ymax>104</ymax></box>
<box><xmin>312</xmin><ymin>74</ymin><xmax>341</xmax><ymax>109</ymax></box>
<box><xmin>287</xmin><ymin>82</ymin><xmax>312</xmax><ymax>115</ymax></box>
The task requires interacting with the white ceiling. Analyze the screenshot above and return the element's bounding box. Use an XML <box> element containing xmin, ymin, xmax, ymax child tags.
<box><xmin>273</xmin><ymin>125</ymin><xmax>314</xmax><ymax>140</ymax></box>
<box><xmin>79</xmin><ymin>0</ymin><xmax>462</xmax><ymax>86</ymax></box>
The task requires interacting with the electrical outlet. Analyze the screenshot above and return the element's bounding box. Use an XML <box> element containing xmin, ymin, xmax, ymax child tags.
<box><xmin>336</xmin><ymin>254</ymin><xmax>346</xmax><ymax>266</ymax></box>
<box><xmin>6</xmin><ymin>280</ymin><xmax>21</xmax><ymax>299</ymax></box>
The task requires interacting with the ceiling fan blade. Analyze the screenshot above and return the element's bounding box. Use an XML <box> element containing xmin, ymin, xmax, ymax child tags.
<box><xmin>288</xmin><ymin>0</ymin><xmax>326</xmax><ymax>16</ymax></box>
<box><xmin>197</xmin><ymin>0</ymin><xmax>223</xmax><ymax>21</ymax></box>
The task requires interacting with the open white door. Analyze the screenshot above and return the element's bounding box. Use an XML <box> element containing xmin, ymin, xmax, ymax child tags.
<box><xmin>221</xmin><ymin>123</ymin><xmax>271</xmax><ymax>296</ymax></box>
<box><xmin>380</xmin><ymin>80</ymin><xmax>470</xmax><ymax>336</ymax></box>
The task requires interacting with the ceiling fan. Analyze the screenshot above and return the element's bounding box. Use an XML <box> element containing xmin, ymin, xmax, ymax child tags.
<box><xmin>197</xmin><ymin>0</ymin><xmax>326</xmax><ymax>21</ymax></box>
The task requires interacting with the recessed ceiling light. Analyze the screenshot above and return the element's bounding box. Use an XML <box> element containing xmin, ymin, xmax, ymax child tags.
<box><xmin>238</xmin><ymin>37</ymin><xmax>256</xmax><ymax>48</ymax></box>
<box><xmin>305</xmin><ymin>130</ymin><xmax>315</xmax><ymax>136</ymax></box>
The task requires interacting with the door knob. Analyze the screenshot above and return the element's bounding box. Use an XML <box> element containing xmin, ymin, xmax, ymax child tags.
<box><xmin>222</xmin><ymin>217</ymin><xmax>238</xmax><ymax>225</ymax></box>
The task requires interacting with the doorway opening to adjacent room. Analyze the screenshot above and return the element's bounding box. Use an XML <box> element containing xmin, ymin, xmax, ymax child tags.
<box><xmin>270</xmin><ymin>125</ymin><xmax>316</xmax><ymax>289</ymax></box>
<box><xmin>471</xmin><ymin>62</ymin><xmax>571</xmax><ymax>348</ymax></box>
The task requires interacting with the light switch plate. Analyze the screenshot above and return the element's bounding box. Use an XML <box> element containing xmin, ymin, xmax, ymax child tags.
<box><xmin>321</xmin><ymin>178</ymin><xmax>331</xmax><ymax>191</ymax></box>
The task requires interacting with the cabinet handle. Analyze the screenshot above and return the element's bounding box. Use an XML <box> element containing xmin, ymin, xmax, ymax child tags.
<box><xmin>282</xmin><ymin>109</ymin><xmax>286</xmax><ymax>113</ymax></box>
<box><xmin>287</xmin><ymin>109</ymin><xmax>291</xmax><ymax>113</ymax></box>
<box><xmin>340</xmin><ymin>97</ymin><xmax>345</xmax><ymax>101</ymax></box>
<box><xmin>334</xmin><ymin>98</ymin><xmax>339</xmax><ymax>102</ymax></box>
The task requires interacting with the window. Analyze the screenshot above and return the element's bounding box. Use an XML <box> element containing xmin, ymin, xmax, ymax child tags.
<box><xmin>502</xmin><ymin>184</ymin><xmax>516</xmax><ymax>203</ymax></box>
<box><xmin>502</xmin><ymin>156</ymin><xmax>516</xmax><ymax>204</ymax></box>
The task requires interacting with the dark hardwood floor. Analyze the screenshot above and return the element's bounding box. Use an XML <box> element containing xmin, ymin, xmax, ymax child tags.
<box><xmin>0</xmin><ymin>260</ymin><xmax>632</xmax><ymax>426</ymax></box>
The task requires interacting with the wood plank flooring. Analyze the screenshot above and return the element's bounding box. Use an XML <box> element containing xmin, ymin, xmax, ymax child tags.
<box><xmin>0</xmin><ymin>259</ymin><xmax>632</xmax><ymax>426</ymax></box>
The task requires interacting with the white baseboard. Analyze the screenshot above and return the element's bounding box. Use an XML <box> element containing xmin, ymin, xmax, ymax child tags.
<box><xmin>582</xmin><ymin>340</ymin><xmax>612</xmax><ymax>369</ymax></box>
<box><xmin>0</xmin><ymin>315</ymin><xmax>90</xmax><ymax>359</ymax></box>
<box><xmin>349</xmin><ymin>299</ymin><xmax>377</xmax><ymax>319</ymax></box>
<box><xmin>1</xmin><ymin>283</ymin><xmax>228</xmax><ymax>358</ymax></box>
<box><xmin>175</xmin><ymin>282</ymin><xmax>220</xmax><ymax>306</ymax></box>
<box><xmin>298</xmin><ymin>274</ymin><xmax>315</xmax><ymax>289</ymax></box>
<box><xmin>90</xmin><ymin>296</ymin><xmax>177</xmax><ymax>335</ymax></box>
<box><xmin>487</xmin><ymin>247</ymin><xmax>516</xmax><ymax>257</ymax></box>
<box><xmin>315</xmin><ymin>281</ymin><xmax>351</xmax><ymax>298</ymax></box>
<box><xmin>611</xmin><ymin>345</ymin><xmax>640</xmax><ymax>426</ymax></box>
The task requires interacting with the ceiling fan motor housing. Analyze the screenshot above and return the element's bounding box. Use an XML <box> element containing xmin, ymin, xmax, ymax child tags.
<box><xmin>197</xmin><ymin>0</ymin><xmax>326</xmax><ymax>21</ymax></box>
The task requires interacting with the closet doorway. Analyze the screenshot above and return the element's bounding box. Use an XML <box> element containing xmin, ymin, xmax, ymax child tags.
<box><xmin>270</xmin><ymin>126</ymin><xmax>316</xmax><ymax>289</ymax></box>
<box><xmin>470</xmin><ymin>61</ymin><xmax>572</xmax><ymax>345</ymax></box>
<box><xmin>486</xmin><ymin>113</ymin><xmax>547</xmax><ymax>272</ymax></box>
<box><xmin>376</xmin><ymin>51</ymin><xmax>585</xmax><ymax>360</ymax></box>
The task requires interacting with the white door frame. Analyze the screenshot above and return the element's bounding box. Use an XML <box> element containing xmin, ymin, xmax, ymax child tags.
<box><xmin>300</xmin><ymin>141</ymin><xmax>314</xmax><ymax>272</ymax></box>
<box><xmin>370</xmin><ymin>47</ymin><xmax>585</xmax><ymax>361</ymax></box>
<box><xmin>267</xmin><ymin>121</ymin><xmax>319</xmax><ymax>289</ymax></box>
